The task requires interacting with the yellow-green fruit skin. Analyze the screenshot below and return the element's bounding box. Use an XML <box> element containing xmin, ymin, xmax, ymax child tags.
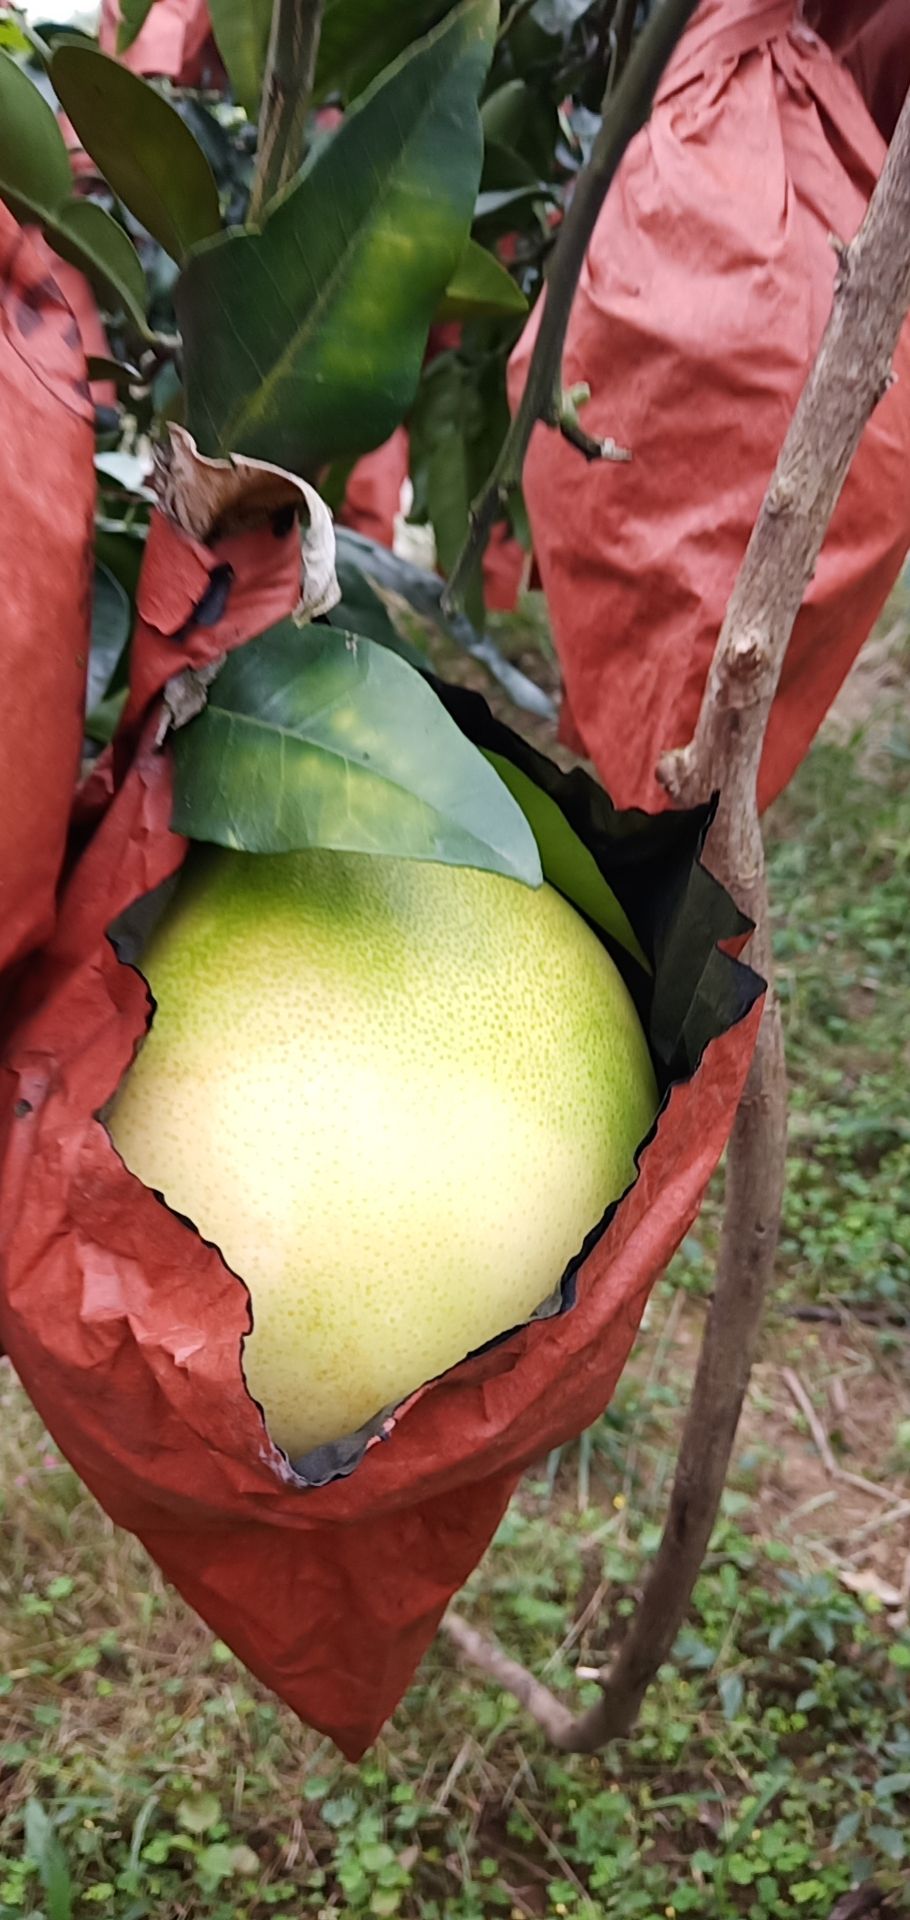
<box><xmin>108</xmin><ymin>848</ymin><xmax>658</xmax><ymax>1460</ymax></box>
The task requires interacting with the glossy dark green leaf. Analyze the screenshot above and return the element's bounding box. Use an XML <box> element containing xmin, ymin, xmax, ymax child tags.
<box><xmin>481</xmin><ymin>136</ymin><xmax>545</xmax><ymax>192</ymax></box>
<box><xmin>171</xmin><ymin>620</ymin><xmax>542</xmax><ymax>886</ymax></box>
<box><xmin>206</xmin><ymin>0</ymin><xmax>271</xmax><ymax>115</ymax></box>
<box><xmin>52</xmin><ymin>46</ymin><xmax>221</xmax><ymax>262</ymax></box>
<box><xmin>87</xmin><ymin>562</ymin><xmax>131</xmax><ymax>713</ymax></box>
<box><xmin>480</xmin><ymin>79</ymin><xmax>559</xmax><ymax>176</ymax></box>
<box><xmin>438</xmin><ymin>237</ymin><xmax>528</xmax><ymax>322</ymax></box>
<box><xmin>0</xmin><ymin>49</ymin><xmax>73</xmax><ymax>224</ymax></box>
<box><xmin>177</xmin><ymin>0</ymin><xmax>497</xmax><ymax>472</ymax></box>
<box><xmin>315</xmin><ymin>0</ymin><xmax>451</xmax><ymax>103</ymax></box>
<box><xmin>50</xmin><ymin>197</ymin><xmax>148</xmax><ymax>332</ymax></box>
<box><xmin>0</xmin><ymin>50</ymin><xmax>147</xmax><ymax>328</ymax></box>
<box><xmin>483</xmin><ymin>750</ymin><xmax>651</xmax><ymax>971</ymax></box>
<box><xmin>116</xmin><ymin>0</ymin><xmax>156</xmax><ymax>53</ymax></box>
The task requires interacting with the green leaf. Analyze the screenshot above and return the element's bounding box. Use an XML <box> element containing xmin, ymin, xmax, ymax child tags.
<box><xmin>51</xmin><ymin>46</ymin><xmax>221</xmax><ymax>262</ymax></box>
<box><xmin>480</xmin><ymin>78</ymin><xmax>559</xmax><ymax>176</ymax></box>
<box><xmin>117</xmin><ymin>0</ymin><xmax>156</xmax><ymax>53</ymax></box>
<box><xmin>717</xmin><ymin>1670</ymin><xmax>745</xmax><ymax>1721</ymax></box>
<box><xmin>408</xmin><ymin>355</ymin><xmax>477</xmax><ymax>618</ymax></box>
<box><xmin>873</xmin><ymin>1772</ymin><xmax>910</xmax><ymax>1799</ymax></box>
<box><xmin>49</xmin><ymin>197</ymin><xmax>148</xmax><ymax>333</ymax></box>
<box><xmin>176</xmin><ymin>1792</ymin><xmax>221</xmax><ymax>1836</ymax></box>
<box><xmin>85</xmin><ymin>687</ymin><xmax>129</xmax><ymax>746</ymax></box>
<box><xmin>0</xmin><ymin>50</ymin><xmax>147</xmax><ymax>328</ymax></box>
<box><xmin>437</xmin><ymin>237</ymin><xmax>528</xmax><ymax>321</ymax></box>
<box><xmin>87</xmin><ymin>562</ymin><xmax>131</xmax><ymax>713</ymax></box>
<box><xmin>408</xmin><ymin>348</ymin><xmax>510</xmax><ymax>630</ymax></box>
<box><xmin>24</xmin><ymin>1801</ymin><xmax>72</xmax><ymax>1920</ymax></box>
<box><xmin>328</xmin><ymin>553</ymin><xmax>428</xmax><ymax>670</ymax></box>
<box><xmin>868</xmin><ymin>1824</ymin><xmax>906</xmax><ymax>1862</ymax></box>
<box><xmin>171</xmin><ymin>620</ymin><xmax>542</xmax><ymax>887</ymax></box>
<box><xmin>483</xmin><ymin>751</ymin><xmax>650</xmax><ymax>971</ymax></box>
<box><xmin>206</xmin><ymin>0</ymin><xmax>271</xmax><ymax>115</ymax></box>
<box><xmin>316</xmin><ymin>0</ymin><xmax>453</xmax><ymax>103</ymax></box>
<box><xmin>0</xmin><ymin>48</ymin><xmax>74</xmax><ymax>224</ymax></box>
<box><xmin>177</xmin><ymin>0</ymin><xmax>497</xmax><ymax>472</ymax></box>
<box><xmin>832</xmin><ymin>1811</ymin><xmax>861</xmax><ymax>1849</ymax></box>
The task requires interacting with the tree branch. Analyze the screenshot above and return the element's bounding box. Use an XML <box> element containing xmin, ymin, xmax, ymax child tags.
<box><xmin>249</xmin><ymin>0</ymin><xmax>325</xmax><ymax>225</ymax></box>
<box><xmin>442</xmin><ymin>86</ymin><xmax>910</xmax><ymax>1753</ymax></box>
<box><xmin>442</xmin><ymin>0</ymin><xmax>701</xmax><ymax>614</ymax></box>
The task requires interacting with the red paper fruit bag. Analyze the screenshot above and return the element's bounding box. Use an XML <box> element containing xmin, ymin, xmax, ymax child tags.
<box><xmin>1</xmin><ymin>442</ymin><xmax>763</xmax><ymax>1758</ymax></box>
<box><xmin>0</xmin><ymin>205</ymin><xmax>95</xmax><ymax>983</ymax></box>
<box><xmin>100</xmin><ymin>0</ymin><xmax>222</xmax><ymax>88</ymax></box>
<box><xmin>811</xmin><ymin>0</ymin><xmax>910</xmax><ymax>142</ymax></box>
<box><xmin>509</xmin><ymin>0</ymin><xmax>910</xmax><ymax>812</ymax></box>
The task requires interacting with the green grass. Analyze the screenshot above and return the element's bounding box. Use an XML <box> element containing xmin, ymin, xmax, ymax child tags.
<box><xmin>769</xmin><ymin>724</ymin><xmax>910</xmax><ymax>1317</ymax></box>
<box><xmin>673</xmin><ymin>699</ymin><xmax>910</xmax><ymax>1323</ymax></box>
<box><xmin>2</xmin><ymin>628</ymin><xmax>909</xmax><ymax>1920</ymax></box>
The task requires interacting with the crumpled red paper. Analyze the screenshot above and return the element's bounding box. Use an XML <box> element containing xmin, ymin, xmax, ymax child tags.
<box><xmin>509</xmin><ymin>0</ymin><xmax>910</xmax><ymax>812</ymax></box>
<box><xmin>100</xmin><ymin>0</ymin><xmax>223</xmax><ymax>88</ymax></box>
<box><xmin>1</xmin><ymin>451</ymin><xmax>763</xmax><ymax>1760</ymax></box>
<box><xmin>0</xmin><ymin>205</ymin><xmax>95</xmax><ymax>987</ymax></box>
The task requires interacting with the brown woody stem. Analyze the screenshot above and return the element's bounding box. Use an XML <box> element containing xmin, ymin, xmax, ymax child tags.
<box><xmin>249</xmin><ymin>0</ymin><xmax>325</xmax><ymax>225</ymax></box>
<box><xmin>443</xmin><ymin>85</ymin><xmax>910</xmax><ymax>1753</ymax></box>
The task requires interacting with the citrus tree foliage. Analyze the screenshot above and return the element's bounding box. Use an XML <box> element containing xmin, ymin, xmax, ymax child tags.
<box><xmin>0</xmin><ymin>0</ymin><xmax>644</xmax><ymax>866</ymax></box>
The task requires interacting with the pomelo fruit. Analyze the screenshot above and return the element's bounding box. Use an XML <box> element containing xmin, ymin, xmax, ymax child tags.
<box><xmin>108</xmin><ymin>846</ymin><xmax>659</xmax><ymax>1460</ymax></box>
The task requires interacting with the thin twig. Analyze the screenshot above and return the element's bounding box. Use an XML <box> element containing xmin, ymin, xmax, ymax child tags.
<box><xmin>782</xmin><ymin>1367</ymin><xmax>900</xmax><ymax>1505</ymax></box>
<box><xmin>442</xmin><ymin>1612</ymin><xmax>577</xmax><ymax>1746</ymax></box>
<box><xmin>783</xmin><ymin>1366</ymin><xmax>841</xmax><ymax>1473</ymax></box>
<box><xmin>845</xmin><ymin>1500</ymin><xmax>910</xmax><ymax>1550</ymax></box>
<box><xmin>249</xmin><ymin>0</ymin><xmax>325</xmax><ymax>224</ymax></box>
<box><xmin>442</xmin><ymin>0</ymin><xmax>701</xmax><ymax>613</ymax></box>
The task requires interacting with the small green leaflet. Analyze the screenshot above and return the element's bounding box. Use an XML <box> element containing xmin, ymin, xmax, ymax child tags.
<box><xmin>483</xmin><ymin>752</ymin><xmax>651</xmax><ymax>971</ymax></box>
<box><xmin>438</xmin><ymin>238</ymin><xmax>528</xmax><ymax>321</ymax></box>
<box><xmin>171</xmin><ymin>622</ymin><xmax>543</xmax><ymax>888</ymax></box>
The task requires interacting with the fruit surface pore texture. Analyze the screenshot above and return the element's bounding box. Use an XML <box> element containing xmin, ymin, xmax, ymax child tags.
<box><xmin>109</xmin><ymin>847</ymin><xmax>658</xmax><ymax>1460</ymax></box>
